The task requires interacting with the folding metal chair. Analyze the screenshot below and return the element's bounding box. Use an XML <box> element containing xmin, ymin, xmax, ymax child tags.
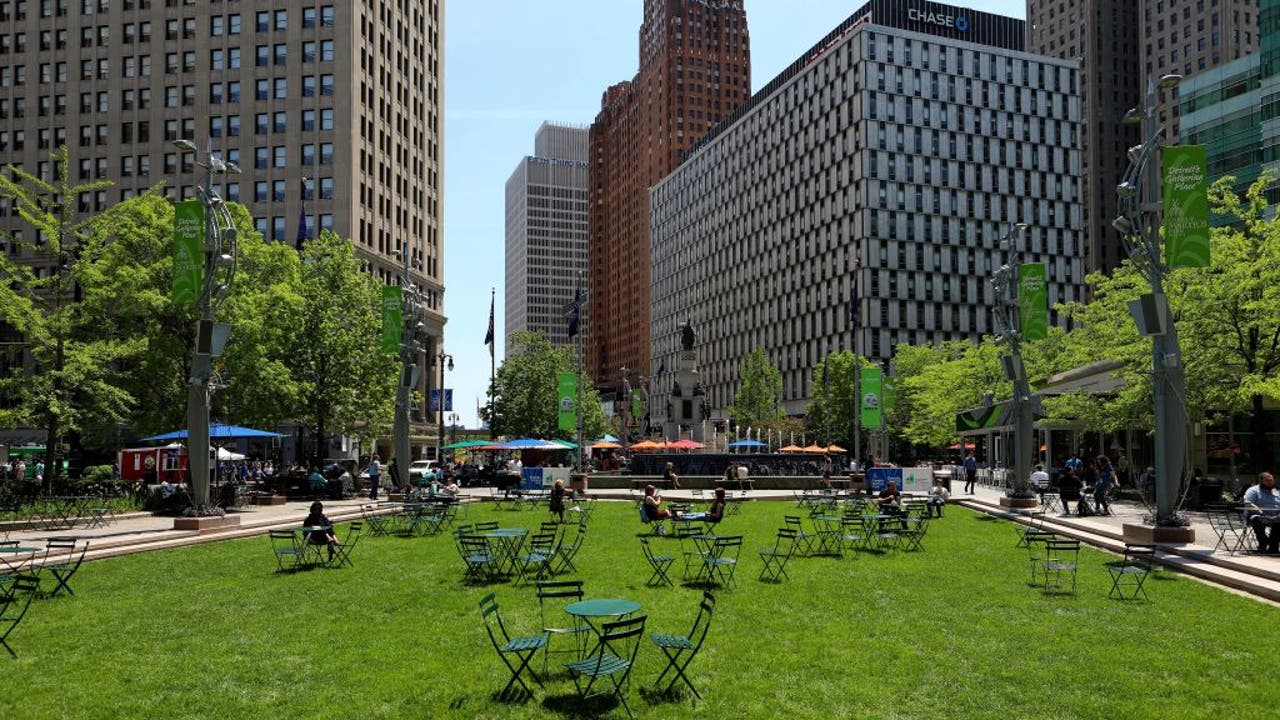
<box><xmin>758</xmin><ymin>528</ymin><xmax>797</xmax><ymax>582</ymax></box>
<box><xmin>460</xmin><ymin>535</ymin><xmax>498</xmax><ymax>584</ymax></box>
<box><xmin>900</xmin><ymin>514</ymin><xmax>930</xmax><ymax>552</ymax></box>
<box><xmin>650</xmin><ymin>591</ymin><xmax>715</xmax><ymax>699</ymax></box>
<box><xmin>554</xmin><ymin>524</ymin><xmax>586</xmax><ymax>574</ymax></box>
<box><xmin>329</xmin><ymin>522</ymin><xmax>362</xmax><ymax>568</ymax></box>
<box><xmin>1107</xmin><ymin>543</ymin><xmax>1156</xmax><ymax>601</ymax></box>
<box><xmin>1023</xmin><ymin>530</ymin><xmax>1056</xmax><ymax>587</ymax></box>
<box><xmin>1041</xmin><ymin>539</ymin><xmax>1081</xmax><ymax>594</ymax></box>
<box><xmin>565</xmin><ymin>614</ymin><xmax>647</xmax><ymax>718</ymax></box>
<box><xmin>268</xmin><ymin>530</ymin><xmax>304</xmax><ymax>573</ymax></box>
<box><xmin>43</xmin><ymin>538</ymin><xmax>87</xmax><ymax>597</ymax></box>
<box><xmin>535</xmin><ymin>579</ymin><xmax>591</xmax><ymax>673</ymax></box>
<box><xmin>700</xmin><ymin>535</ymin><xmax>743</xmax><ymax>588</ymax></box>
<box><xmin>783</xmin><ymin>515</ymin><xmax>815</xmax><ymax>556</ymax></box>
<box><xmin>640</xmin><ymin>537</ymin><xmax>675</xmax><ymax>587</ymax></box>
<box><xmin>0</xmin><ymin>574</ymin><xmax>40</xmax><ymax>658</ymax></box>
<box><xmin>479</xmin><ymin>592</ymin><xmax>547</xmax><ymax>699</ymax></box>
<box><xmin>360</xmin><ymin>504</ymin><xmax>393</xmax><ymax>537</ymax></box>
<box><xmin>513</xmin><ymin>533</ymin><xmax>557</xmax><ymax>586</ymax></box>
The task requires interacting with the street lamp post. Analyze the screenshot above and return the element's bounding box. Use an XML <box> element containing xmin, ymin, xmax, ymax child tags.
<box><xmin>991</xmin><ymin>222</ymin><xmax>1033</xmax><ymax>496</ymax></box>
<box><xmin>1115</xmin><ymin>74</ymin><xmax>1189</xmax><ymax>528</ymax></box>
<box><xmin>435</xmin><ymin>350</ymin><xmax>454</xmax><ymax>463</ymax></box>
<box><xmin>394</xmin><ymin>248</ymin><xmax>428</xmax><ymax>478</ymax></box>
<box><xmin>175</xmin><ymin>139</ymin><xmax>240</xmax><ymax>508</ymax></box>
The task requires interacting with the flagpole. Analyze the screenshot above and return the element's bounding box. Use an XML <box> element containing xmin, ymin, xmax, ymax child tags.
<box><xmin>486</xmin><ymin>287</ymin><xmax>496</xmax><ymax>439</ymax></box>
<box><xmin>575</xmin><ymin>277</ymin><xmax>585</xmax><ymax>474</ymax></box>
<box><xmin>851</xmin><ymin>255</ymin><xmax>862</xmax><ymax>471</ymax></box>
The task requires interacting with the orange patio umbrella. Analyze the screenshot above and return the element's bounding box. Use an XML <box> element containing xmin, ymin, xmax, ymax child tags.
<box><xmin>667</xmin><ymin>439</ymin><xmax>704</xmax><ymax>450</ymax></box>
<box><xmin>825</xmin><ymin>444</ymin><xmax>847</xmax><ymax>453</ymax></box>
<box><xmin>591</xmin><ymin>441</ymin><xmax>622</xmax><ymax>449</ymax></box>
<box><xmin>801</xmin><ymin>444</ymin><xmax>827</xmax><ymax>453</ymax></box>
<box><xmin>628</xmin><ymin>440</ymin><xmax>664</xmax><ymax>451</ymax></box>
<box><xmin>778</xmin><ymin>445</ymin><xmax>805</xmax><ymax>452</ymax></box>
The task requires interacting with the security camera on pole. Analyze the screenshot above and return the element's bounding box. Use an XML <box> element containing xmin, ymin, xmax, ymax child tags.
<box><xmin>1113</xmin><ymin>74</ymin><xmax>1204</xmax><ymax>542</ymax></box>
<box><xmin>172</xmin><ymin>138</ymin><xmax>240</xmax><ymax>513</ymax></box>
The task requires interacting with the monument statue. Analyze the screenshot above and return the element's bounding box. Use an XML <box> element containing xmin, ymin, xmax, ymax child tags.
<box><xmin>680</xmin><ymin>322</ymin><xmax>695</xmax><ymax>351</ymax></box>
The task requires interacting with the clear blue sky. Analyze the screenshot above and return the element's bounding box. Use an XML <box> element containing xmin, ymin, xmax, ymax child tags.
<box><xmin>443</xmin><ymin>0</ymin><xmax>1025</xmax><ymax>428</ymax></box>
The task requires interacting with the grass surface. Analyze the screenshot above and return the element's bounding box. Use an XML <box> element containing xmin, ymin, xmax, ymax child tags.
<box><xmin>2</xmin><ymin>500</ymin><xmax>1274</xmax><ymax>719</ymax></box>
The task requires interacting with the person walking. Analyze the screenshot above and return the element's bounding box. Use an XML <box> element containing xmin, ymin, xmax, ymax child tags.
<box><xmin>366</xmin><ymin>453</ymin><xmax>381</xmax><ymax>501</ymax></box>
<box><xmin>962</xmin><ymin>452</ymin><xmax>977</xmax><ymax>494</ymax></box>
<box><xmin>1092</xmin><ymin>455</ymin><xmax>1116</xmax><ymax>516</ymax></box>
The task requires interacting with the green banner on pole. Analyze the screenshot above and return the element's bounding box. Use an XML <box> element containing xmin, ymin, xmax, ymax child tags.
<box><xmin>860</xmin><ymin>367</ymin><xmax>882</xmax><ymax>429</ymax></box>
<box><xmin>381</xmin><ymin>286</ymin><xmax>402</xmax><ymax>354</ymax></box>
<box><xmin>171</xmin><ymin>200</ymin><xmax>204</xmax><ymax>306</ymax></box>
<box><xmin>1162</xmin><ymin>145</ymin><xmax>1210</xmax><ymax>268</ymax></box>
<box><xmin>1018</xmin><ymin>263</ymin><xmax>1048</xmax><ymax>341</ymax></box>
<box><xmin>631</xmin><ymin>389</ymin><xmax>644</xmax><ymax>421</ymax></box>
<box><xmin>558</xmin><ymin>372</ymin><xmax>578</xmax><ymax>433</ymax></box>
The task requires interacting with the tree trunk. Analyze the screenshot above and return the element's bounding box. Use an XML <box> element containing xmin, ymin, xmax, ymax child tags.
<box><xmin>315</xmin><ymin>410</ymin><xmax>326</xmax><ymax>469</ymax></box>
<box><xmin>42</xmin><ymin>336</ymin><xmax>65</xmax><ymax>494</ymax></box>
<box><xmin>1252</xmin><ymin>393</ymin><xmax>1274</xmax><ymax>473</ymax></box>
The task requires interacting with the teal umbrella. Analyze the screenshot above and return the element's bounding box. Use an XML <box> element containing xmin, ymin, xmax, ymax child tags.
<box><xmin>442</xmin><ymin>439</ymin><xmax>491</xmax><ymax>450</ymax></box>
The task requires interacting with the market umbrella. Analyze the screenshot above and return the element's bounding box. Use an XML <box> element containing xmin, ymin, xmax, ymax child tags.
<box><xmin>442</xmin><ymin>439</ymin><xmax>492</xmax><ymax>450</ymax></box>
<box><xmin>825</xmin><ymin>444</ymin><xmax>847</xmax><ymax>453</ymax></box>
<box><xmin>593</xmin><ymin>434</ymin><xmax>621</xmax><ymax>443</ymax></box>
<box><xmin>142</xmin><ymin>423</ymin><xmax>286</xmax><ymax>442</ymax></box>
<box><xmin>628</xmin><ymin>440</ymin><xmax>664</xmax><ymax>451</ymax></box>
<box><xmin>591</xmin><ymin>441</ymin><xmax>622</xmax><ymax>449</ymax></box>
<box><xmin>778</xmin><ymin>445</ymin><xmax>805</xmax><ymax>452</ymax></box>
<box><xmin>668</xmin><ymin>439</ymin><xmax>704</xmax><ymax>450</ymax></box>
<box><xmin>216</xmin><ymin>447</ymin><xmax>245</xmax><ymax>461</ymax></box>
<box><xmin>727</xmin><ymin>439</ymin><xmax>767</xmax><ymax>448</ymax></box>
<box><xmin>801</xmin><ymin>444</ymin><xmax>827</xmax><ymax>453</ymax></box>
<box><xmin>550</xmin><ymin>439</ymin><xmax>578</xmax><ymax>449</ymax></box>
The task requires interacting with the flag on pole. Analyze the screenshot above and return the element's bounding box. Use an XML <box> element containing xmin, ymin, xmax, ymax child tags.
<box><xmin>483</xmin><ymin>293</ymin><xmax>495</xmax><ymax>355</ymax></box>
<box><xmin>567</xmin><ymin>285</ymin><xmax>581</xmax><ymax>339</ymax></box>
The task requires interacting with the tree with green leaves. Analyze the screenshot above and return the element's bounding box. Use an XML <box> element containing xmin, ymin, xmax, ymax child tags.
<box><xmin>281</xmin><ymin>231</ymin><xmax>397</xmax><ymax>465</ymax></box>
<box><xmin>728</xmin><ymin>347</ymin><xmax>783</xmax><ymax>428</ymax></box>
<box><xmin>806</xmin><ymin>350</ymin><xmax>870</xmax><ymax>447</ymax></box>
<box><xmin>484</xmin><ymin>331</ymin><xmax>608</xmax><ymax>441</ymax></box>
<box><xmin>0</xmin><ymin>147</ymin><xmax>137</xmax><ymax>488</ymax></box>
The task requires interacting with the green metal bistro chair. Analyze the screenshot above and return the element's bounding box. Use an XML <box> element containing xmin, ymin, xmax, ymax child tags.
<box><xmin>268</xmin><ymin>530</ymin><xmax>304</xmax><ymax>573</ymax></box>
<box><xmin>1107</xmin><ymin>543</ymin><xmax>1157</xmax><ymax>601</ymax></box>
<box><xmin>650</xmin><ymin>591</ymin><xmax>715</xmax><ymax>699</ymax></box>
<box><xmin>554</xmin><ymin>524</ymin><xmax>587</xmax><ymax>574</ymax></box>
<box><xmin>758</xmin><ymin>528</ymin><xmax>798</xmax><ymax>582</ymax></box>
<box><xmin>783</xmin><ymin>515</ymin><xmax>816</xmax><ymax>556</ymax></box>
<box><xmin>513</xmin><ymin>533</ymin><xmax>558</xmax><ymax>586</ymax></box>
<box><xmin>329</xmin><ymin>521</ymin><xmax>363</xmax><ymax>568</ymax></box>
<box><xmin>479</xmin><ymin>592</ymin><xmax>548</xmax><ymax>700</ymax></box>
<box><xmin>42</xmin><ymin>537</ymin><xmax>88</xmax><ymax>597</ymax></box>
<box><xmin>701</xmin><ymin>535</ymin><xmax>743</xmax><ymax>588</ymax></box>
<box><xmin>1015</xmin><ymin>511</ymin><xmax>1048</xmax><ymax>548</ymax></box>
<box><xmin>1023</xmin><ymin>530</ymin><xmax>1056</xmax><ymax>587</ymax></box>
<box><xmin>900</xmin><ymin>514</ymin><xmax>930</xmax><ymax>552</ymax></box>
<box><xmin>641</xmin><ymin>537</ymin><xmax>675</xmax><ymax>587</ymax></box>
<box><xmin>1041</xmin><ymin>539</ymin><xmax>1081</xmax><ymax>595</ymax></box>
<box><xmin>565</xmin><ymin>614</ymin><xmax>647</xmax><ymax>718</ymax></box>
<box><xmin>460</xmin><ymin>535</ymin><xmax>498</xmax><ymax>584</ymax></box>
<box><xmin>535</xmin><ymin>579</ymin><xmax>591</xmax><ymax>674</ymax></box>
<box><xmin>361</xmin><ymin>504</ymin><xmax>393</xmax><ymax>537</ymax></box>
<box><xmin>0</xmin><ymin>574</ymin><xmax>40</xmax><ymax>658</ymax></box>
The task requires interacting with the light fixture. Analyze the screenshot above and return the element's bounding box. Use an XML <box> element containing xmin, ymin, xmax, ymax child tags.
<box><xmin>225</xmin><ymin>162</ymin><xmax>241</xmax><ymax>175</ymax></box>
<box><xmin>172</xmin><ymin>139</ymin><xmax>197</xmax><ymax>152</ymax></box>
<box><xmin>1159</xmin><ymin>73</ymin><xmax>1183</xmax><ymax>89</ymax></box>
<box><xmin>1122</xmin><ymin>108</ymin><xmax>1143</xmax><ymax>126</ymax></box>
<box><xmin>1116</xmin><ymin>181</ymin><xmax>1137</xmax><ymax>198</ymax></box>
<box><xmin>1112</xmin><ymin>216</ymin><xmax>1134</xmax><ymax>235</ymax></box>
<box><xmin>1127</xmin><ymin>145</ymin><xmax>1144</xmax><ymax>163</ymax></box>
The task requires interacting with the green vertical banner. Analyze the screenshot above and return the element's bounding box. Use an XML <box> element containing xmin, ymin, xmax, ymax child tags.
<box><xmin>1018</xmin><ymin>263</ymin><xmax>1048</xmax><ymax>341</ymax></box>
<box><xmin>171</xmin><ymin>200</ymin><xmax>204</xmax><ymax>305</ymax></box>
<box><xmin>631</xmin><ymin>389</ymin><xmax>644</xmax><ymax>421</ymax></box>
<box><xmin>1162</xmin><ymin>145</ymin><xmax>1210</xmax><ymax>268</ymax></box>
<box><xmin>380</xmin><ymin>286</ymin><xmax>402</xmax><ymax>354</ymax></box>
<box><xmin>557</xmin><ymin>372</ymin><xmax>578</xmax><ymax>433</ymax></box>
<box><xmin>860</xmin><ymin>366</ymin><xmax>882</xmax><ymax>429</ymax></box>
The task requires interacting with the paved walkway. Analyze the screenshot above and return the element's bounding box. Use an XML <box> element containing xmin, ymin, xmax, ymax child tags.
<box><xmin>4</xmin><ymin>482</ymin><xmax>1276</xmax><ymax>603</ymax></box>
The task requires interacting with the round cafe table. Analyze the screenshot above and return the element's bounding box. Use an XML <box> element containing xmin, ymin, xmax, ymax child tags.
<box><xmin>564</xmin><ymin>598</ymin><xmax>641</xmax><ymax>636</ymax></box>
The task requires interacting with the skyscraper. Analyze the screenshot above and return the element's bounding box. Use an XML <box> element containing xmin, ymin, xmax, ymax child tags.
<box><xmin>504</xmin><ymin>122</ymin><xmax>589</xmax><ymax>353</ymax></box>
<box><xmin>1028</xmin><ymin>0</ymin><xmax>1258</xmax><ymax>273</ymax></box>
<box><xmin>0</xmin><ymin>1</ymin><xmax>444</xmax><ymax>438</ymax></box>
<box><xmin>587</xmin><ymin>0</ymin><xmax>750</xmax><ymax>389</ymax></box>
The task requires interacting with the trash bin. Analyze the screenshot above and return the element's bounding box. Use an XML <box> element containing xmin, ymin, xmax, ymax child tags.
<box><xmin>571</xmin><ymin>473</ymin><xmax>588</xmax><ymax>497</ymax></box>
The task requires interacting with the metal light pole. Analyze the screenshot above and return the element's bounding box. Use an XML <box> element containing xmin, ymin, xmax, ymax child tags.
<box><xmin>435</xmin><ymin>350</ymin><xmax>454</xmax><ymax>463</ymax></box>
<box><xmin>175</xmin><ymin>139</ymin><xmax>240</xmax><ymax>508</ymax></box>
<box><xmin>850</xmin><ymin>255</ymin><xmax>863</xmax><ymax>469</ymax></box>
<box><xmin>991</xmin><ymin>222</ymin><xmax>1033</xmax><ymax>495</ymax></box>
<box><xmin>1114</xmin><ymin>74</ymin><xmax>1188</xmax><ymax>527</ymax></box>
<box><xmin>394</xmin><ymin>248</ymin><xmax>428</xmax><ymax>474</ymax></box>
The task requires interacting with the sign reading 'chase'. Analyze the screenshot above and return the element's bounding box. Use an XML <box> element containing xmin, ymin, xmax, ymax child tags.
<box><xmin>907</xmin><ymin>7</ymin><xmax>970</xmax><ymax>31</ymax></box>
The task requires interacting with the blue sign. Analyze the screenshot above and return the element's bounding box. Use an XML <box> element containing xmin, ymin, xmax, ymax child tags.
<box><xmin>521</xmin><ymin>467</ymin><xmax>543</xmax><ymax>490</ymax></box>
<box><xmin>866</xmin><ymin>467</ymin><xmax>903</xmax><ymax>492</ymax></box>
<box><xmin>429</xmin><ymin>389</ymin><xmax>453</xmax><ymax>412</ymax></box>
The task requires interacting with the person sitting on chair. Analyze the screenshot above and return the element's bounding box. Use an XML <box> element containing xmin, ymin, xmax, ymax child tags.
<box><xmin>1029</xmin><ymin>463</ymin><xmax>1051</xmax><ymax>503</ymax></box>
<box><xmin>308</xmin><ymin>466</ymin><xmax>327</xmax><ymax>497</ymax></box>
<box><xmin>302</xmin><ymin>501</ymin><xmax>337</xmax><ymax>561</ymax></box>
<box><xmin>664</xmin><ymin>462</ymin><xmax>681</xmax><ymax>490</ymax></box>
<box><xmin>706</xmin><ymin>487</ymin><xmax>727</xmax><ymax>524</ymax></box>
<box><xmin>1244</xmin><ymin>471</ymin><xmax>1280</xmax><ymax>554</ymax></box>
<box><xmin>643</xmin><ymin>484</ymin><xmax>680</xmax><ymax>529</ymax></box>
<box><xmin>927</xmin><ymin>478</ymin><xmax>950</xmax><ymax>518</ymax></box>
<box><xmin>876</xmin><ymin>480</ymin><xmax>902</xmax><ymax>514</ymax></box>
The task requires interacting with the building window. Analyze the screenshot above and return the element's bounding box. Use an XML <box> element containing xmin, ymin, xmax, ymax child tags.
<box><xmin>320</xmin><ymin>40</ymin><xmax>334</xmax><ymax>62</ymax></box>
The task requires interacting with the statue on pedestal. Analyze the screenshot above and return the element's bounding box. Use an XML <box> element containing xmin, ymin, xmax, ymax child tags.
<box><xmin>681</xmin><ymin>322</ymin><xmax>696</xmax><ymax>351</ymax></box>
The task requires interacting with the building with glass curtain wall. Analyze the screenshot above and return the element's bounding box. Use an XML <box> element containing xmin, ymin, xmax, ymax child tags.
<box><xmin>649</xmin><ymin>1</ymin><xmax>1083</xmax><ymax>419</ymax></box>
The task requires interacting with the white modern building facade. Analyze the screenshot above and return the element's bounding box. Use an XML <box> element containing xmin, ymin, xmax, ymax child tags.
<box><xmin>504</xmin><ymin>122</ymin><xmax>589</xmax><ymax>354</ymax></box>
<box><xmin>649</xmin><ymin>0</ymin><xmax>1084</xmax><ymax>418</ymax></box>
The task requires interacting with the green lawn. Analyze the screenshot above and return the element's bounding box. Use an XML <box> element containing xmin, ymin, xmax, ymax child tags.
<box><xmin>2</xmin><ymin>501</ymin><xmax>1273</xmax><ymax>719</ymax></box>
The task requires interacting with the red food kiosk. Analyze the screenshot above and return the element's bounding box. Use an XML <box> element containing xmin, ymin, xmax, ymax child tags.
<box><xmin>118</xmin><ymin>444</ymin><xmax>188</xmax><ymax>484</ymax></box>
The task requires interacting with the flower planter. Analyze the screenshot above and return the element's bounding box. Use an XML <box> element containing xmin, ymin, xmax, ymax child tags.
<box><xmin>1122</xmin><ymin>522</ymin><xmax>1195</xmax><ymax>545</ymax></box>
<box><xmin>252</xmin><ymin>494</ymin><xmax>287</xmax><ymax>506</ymax></box>
<box><xmin>999</xmin><ymin>496</ymin><xmax>1039</xmax><ymax>509</ymax></box>
<box><xmin>173</xmin><ymin>515</ymin><xmax>241</xmax><ymax>534</ymax></box>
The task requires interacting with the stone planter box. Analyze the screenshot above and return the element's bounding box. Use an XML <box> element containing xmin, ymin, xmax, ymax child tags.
<box><xmin>1123</xmin><ymin>522</ymin><xmax>1195</xmax><ymax>545</ymax></box>
<box><xmin>173</xmin><ymin>515</ymin><xmax>241</xmax><ymax>533</ymax></box>
<box><xmin>252</xmin><ymin>494</ymin><xmax>287</xmax><ymax>506</ymax></box>
<box><xmin>999</xmin><ymin>496</ymin><xmax>1039</xmax><ymax>509</ymax></box>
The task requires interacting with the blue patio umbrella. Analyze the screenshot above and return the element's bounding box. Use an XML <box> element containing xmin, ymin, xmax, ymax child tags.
<box><xmin>141</xmin><ymin>423</ymin><xmax>286</xmax><ymax>442</ymax></box>
<box><xmin>593</xmin><ymin>434</ymin><xmax>621</xmax><ymax>443</ymax></box>
<box><xmin>727</xmin><ymin>439</ymin><xmax>767</xmax><ymax>448</ymax></box>
<box><xmin>501</xmin><ymin>438</ymin><xmax>572</xmax><ymax>450</ymax></box>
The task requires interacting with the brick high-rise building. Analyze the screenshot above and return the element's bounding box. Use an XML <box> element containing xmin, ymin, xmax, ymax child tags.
<box><xmin>1029</xmin><ymin>0</ymin><xmax>1258</xmax><ymax>274</ymax></box>
<box><xmin>0</xmin><ymin>1</ymin><xmax>444</xmax><ymax>453</ymax></box>
<box><xmin>587</xmin><ymin>0</ymin><xmax>750</xmax><ymax>390</ymax></box>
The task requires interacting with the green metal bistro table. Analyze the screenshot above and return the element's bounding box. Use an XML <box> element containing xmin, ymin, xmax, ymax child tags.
<box><xmin>564</xmin><ymin>598</ymin><xmax>641</xmax><ymax>638</ymax></box>
<box><xmin>484</xmin><ymin>528</ymin><xmax>529</xmax><ymax>578</ymax></box>
<box><xmin>812</xmin><ymin>514</ymin><xmax>844</xmax><ymax>556</ymax></box>
<box><xmin>300</xmin><ymin>526</ymin><xmax>332</xmax><ymax>566</ymax></box>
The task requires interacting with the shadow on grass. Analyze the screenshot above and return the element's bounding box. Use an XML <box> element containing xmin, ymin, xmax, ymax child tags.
<box><xmin>639</xmin><ymin>685</ymin><xmax>693</xmax><ymax>707</ymax></box>
<box><xmin>541</xmin><ymin>691</ymin><xmax>626</xmax><ymax>718</ymax></box>
<box><xmin>973</xmin><ymin>514</ymin><xmax>1001</xmax><ymax>522</ymax></box>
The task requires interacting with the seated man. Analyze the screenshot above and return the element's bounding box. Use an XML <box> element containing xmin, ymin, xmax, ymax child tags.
<box><xmin>926</xmin><ymin>478</ymin><xmax>950</xmax><ymax>518</ymax></box>
<box><xmin>1057</xmin><ymin>469</ymin><xmax>1082</xmax><ymax>516</ymax></box>
<box><xmin>1029</xmin><ymin>463</ymin><xmax>1051</xmax><ymax>497</ymax></box>
<box><xmin>876</xmin><ymin>480</ymin><xmax>902</xmax><ymax>514</ymax></box>
<box><xmin>1244</xmin><ymin>471</ymin><xmax>1280</xmax><ymax>554</ymax></box>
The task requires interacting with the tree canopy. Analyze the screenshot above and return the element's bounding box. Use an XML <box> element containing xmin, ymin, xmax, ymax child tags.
<box><xmin>728</xmin><ymin>347</ymin><xmax>783</xmax><ymax>428</ymax></box>
<box><xmin>484</xmin><ymin>331</ymin><xmax>608</xmax><ymax>441</ymax></box>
